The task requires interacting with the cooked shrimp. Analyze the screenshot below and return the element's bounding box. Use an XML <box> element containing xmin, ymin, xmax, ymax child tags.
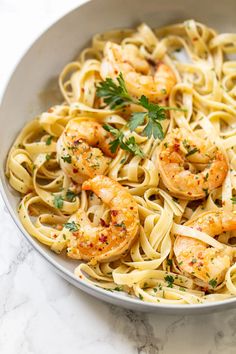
<box><xmin>100</xmin><ymin>42</ymin><xmax>176</xmax><ymax>102</ymax></box>
<box><xmin>158</xmin><ymin>128</ymin><xmax>228</xmax><ymax>200</ymax></box>
<box><xmin>174</xmin><ymin>211</ymin><xmax>235</xmax><ymax>287</ymax></box>
<box><xmin>65</xmin><ymin>175</ymin><xmax>139</xmax><ymax>262</ymax></box>
<box><xmin>57</xmin><ymin>119</ymin><xmax>115</xmax><ymax>184</ymax></box>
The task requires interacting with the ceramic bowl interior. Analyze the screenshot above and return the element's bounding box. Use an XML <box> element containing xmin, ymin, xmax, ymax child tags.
<box><xmin>1</xmin><ymin>0</ymin><xmax>236</xmax><ymax>314</ymax></box>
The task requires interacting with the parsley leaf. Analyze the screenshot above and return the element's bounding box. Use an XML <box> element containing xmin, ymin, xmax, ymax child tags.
<box><xmin>231</xmin><ymin>197</ymin><xmax>236</xmax><ymax>204</ymax></box>
<box><xmin>128</xmin><ymin>95</ymin><xmax>166</xmax><ymax>140</ymax></box>
<box><xmin>61</xmin><ymin>154</ymin><xmax>72</xmax><ymax>163</ymax></box>
<box><xmin>45</xmin><ymin>153</ymin><xmax>51</xmax><ymax>161</ymax></box>
<box><xmin>129</xmin><ymin>95</ymin><xmax>184</xmax><ymax>140</ymax></box>
<box><xmin>103</xmin><ymin>124</ymin><xmax>144</xmax><ymax>157</ymax></box>
<box><xmin>209</xmin><ymin>278</ymin><xmax>217</xmax><ymax>288</ymax></box>
<box><xmin>64</xmin><ymin>221</ymin><xmax>79</xmax><ymax>232</ymax></box>
<box><xmin>186</xmin><ymin>147</ymin><xmax>199</xmax><ymax>157</ymax></box>
<box><xmin>66</xmin><ymin>190</ymin><xmax>77</xmax><ymax>202</ymax></box>
<box><xmin>46</xmin><ymin>136</ymin><xmax>53</xmax><ymax>145</ymax></box>
<box><xmin>164</xmin><ymin>275</ymin><xmax>174</xmax><ymax>288</ymax></box>
<box><xmin>129</xmin><ymin>112</ymin><xmax>147</xmax><ymax>131</ymax></box>
<box><xmin>96</xmin><ymin>73</ymin><xmax>133</xmax><ymax>109</ymax></box>
<box><xmin>53</xmin><ymin>195</ymin><xmax>64</xmax><ymax>209</ymax></box>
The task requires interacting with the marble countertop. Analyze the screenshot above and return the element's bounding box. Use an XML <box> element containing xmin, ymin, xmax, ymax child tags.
<box><xmin>0</xmin><ymin>1</ymin><xmax>235</xmax><ymax>353</ymax></box>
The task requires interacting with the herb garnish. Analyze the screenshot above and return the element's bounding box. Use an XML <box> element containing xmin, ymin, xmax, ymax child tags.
<box><xmin>61</xmin><ymin>154</ymin><xmax>72</xmax><ymax>163</ymax></box>
<box><xmin>96</xmin><ymin>73</ymin><xmax>133</xmax><ymax>109</ymax></box>
<box><xmin>208</xmin><ymin>278</ymin><xmax>217</xmax><ymax>288</ymax></box>
<box><xmin>186</xmin><ymin>147</ymin><xmax>199</xmax><ymax>157</ymax></box>
<box><xmin>164</xmin><ymin>275</ymin><xmax>174</xmax><ymax>288</ymax></box>
<box><xmin>66</xmin><ymin>190</ymin><xmax>77</xmax><ymax>202</ymax></box>
<box><xmin>53</xmin><ymin>195</ymin><xmax>64</xmax><ymax>209</ymax></box>
<box><xmin>231</xmin><ymin>197</ymin><xmax>236</xmax><ymax>204</ymax></box>
<box><xmin>45</xmin><ymin>153</ymin><xmax>51</xmax><ymax>161</ymax></box>
<box><xmin>129</xmin><ymin>95</ymin><xmax>168</xmax><ymax>140</ymax></box>
<box><xmin>46</xmin><ymin>136</ymin><xmax>53</xmax><ymax>145</ymax></box>
<box><xmin>203</xmin><ymin>188</ymin><xmax>209</xmax><ymax>196</ymax></box>
<box><xmin>64</xmin><ymin>221</ymin><xmax>79</xmax><ymax>232</ymax></box>
<box><xmin>103</xmin><ymin>124</ymin><xmax>144</xmax><ymax>157</ymax></box>
<box><xmin>97</xmin><ymin>73</ymin><xmax>186</xmax><ymax>156</ymax></box>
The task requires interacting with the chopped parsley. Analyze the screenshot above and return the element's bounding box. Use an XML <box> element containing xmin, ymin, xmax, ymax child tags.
<box><xmin>209</xmin><ymin>278</ymin><xmax>217</xmax><ymax>288</ymax></box>
<box><xmin>61</xmin><ymin>155</ymin><xmax>72</xmax><ymax>163</ymax></box>
<box><xmin>46</xmin><ymin>136</ymin><xmax>53</xmax><ymax>145</ymax></box>
<box><xmin>45</xmin><ymin>153</ymin><xmax>51</xmax><ymax>161</ymax></box>
<box><xmin>114</xmin><ymin>286</ymin><xmax>123</xmax><ymax>291</ymax></box>
<box><xmin>164</xmin><ymin>275</ymin><xmax>174</xmax><ymax>288</ymax></box>
<box><xmin>114</xmin><ymin>221</ymin><xmax>126</xmax><ymax>228</ymax></box>
<box><xmin>66</xmin><ymin>190</ymin><xmax>77</xmax><ymax>202</ymax></box>
<box><xmin>64</xmin><ymin>221</ymin><xmax>79</xmax><ymax>232</ymax></box>
<box><xmin>186</xmin><ymin>147</ymin><xmax>199</xmax><ymax>157</ymax></box>
<box><xmin>231</xmin><ymin>197</ymin><xmax>236</xmax><ymax>204</ymax></box>
<box><xmin>203</xmin><ymin>188</ymin><xmax>209</xmax><ymax>196</ymax></box>
<box><xmin>53</xmin><ymin>195</ymin><xmax>64</xmax><ymax>209</ymax></box>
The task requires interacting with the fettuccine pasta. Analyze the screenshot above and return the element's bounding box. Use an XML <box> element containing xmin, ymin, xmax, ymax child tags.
<box><xmin>6</xmin><ymin>20</ymin><xmax>236</xmax><ymax>305</ymax></box>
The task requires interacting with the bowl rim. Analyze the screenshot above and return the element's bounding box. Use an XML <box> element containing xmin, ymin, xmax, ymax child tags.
<box><xmin>1</xmin><ymin>0</ymin><xmax>236</xmax><ymax>312</ymax></box>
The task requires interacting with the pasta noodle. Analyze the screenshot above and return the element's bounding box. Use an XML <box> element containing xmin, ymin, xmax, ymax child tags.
<box><xmin>6</xmin><ymin>20</ymin><xmax>236</xmax><ymax>305</ymax></box>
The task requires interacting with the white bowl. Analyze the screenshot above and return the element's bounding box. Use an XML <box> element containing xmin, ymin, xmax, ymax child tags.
<box><xmin>1</xmin><ymin>0</ymin><xmax>236</xmax><ymax>314</ymax></box>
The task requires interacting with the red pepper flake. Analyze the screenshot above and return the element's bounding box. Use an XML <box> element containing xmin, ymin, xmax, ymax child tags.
<box><xmin>73</xmin><ymin>168</ymin><xmax>78</xmax><ymax>173</ymax></box>
<box><xmin>98</xmin><ymin>247</ymin><xmax>102</xmax><ymax>251</ymax></box>
<box><xmin>111</xmin><ymin>210</ymin><xmax>118</xmax><ymax>216</ymax></box>
<box><xmin>99</xmin><ymin>235</ymin><xmax>108</xmax><ymax>243</ymax></box>
<box><xmin>196</xmin><ymin>226</ymin><xmax>202</xmax><ymax>232</ymax></box>
<box><xmin>193</xmin><ymin>37</ymin><xmax>198</xmax><ymax>41</ymax></box>
<box><xmin>47</xmin><ymin>107</ymin><xmax>54</xmax><ymax>113</ymax></box>
<box><xmin>173</xmin><ymin>143</ymin><xmax>180</xmax><ymax>152</ymax></box>
<box><xmin>81</xmin><ymin>88</ymin><xmax>85</xmax><ymax>93</ymax></box>
<box><xmin>100</xmin><ymin>218</ymin><xmax>109</xmax><ymax>227</ymax></box>
<box><xmin>90</xmin><ymin>243</ymin><xmax>93</xmax><ymax>247</ymax></box>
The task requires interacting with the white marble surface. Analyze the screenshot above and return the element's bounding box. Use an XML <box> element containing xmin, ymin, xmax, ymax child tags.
<box><xmin>0</xmin><ymin>1</ymin><xmax>236</xmax><ymax>353</ymax></box>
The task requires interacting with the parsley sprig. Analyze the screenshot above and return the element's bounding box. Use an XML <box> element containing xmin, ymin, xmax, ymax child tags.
<box><xmin>129</xmin><ymin>95</ymin><xmax>167</xmax><ymax>140</ymax></box>
<box><xmin>96</xmin><ymin>73</ymin><xmax>133</xmax><ymax>109</ymax></box>
<box><xmin>97</xmin><ymin>73</ymin><xmax>186</xmax><ymax>155</ymax></box>
<box><xmin>103</xmin><ymin>124</ymin><xmax>144</xmax><ymax>157</ymax></box>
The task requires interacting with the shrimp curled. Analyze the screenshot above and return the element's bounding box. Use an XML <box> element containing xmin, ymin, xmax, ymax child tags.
<box><xmin>174</xmin><ymin>211</ymin><xmax>235</xmax><ymax>287</ymax></box>
<box><xmin>57</xmin><ymin>119</ymin><xmax>115</xmax><ymax>184</ymax></box>
<box><xmin>158</xmin><ymin>128</ymin><xmax>228</xmax><ymax>200</ymax></box>
<box><xmin>101</xmin><ymin>42</ymin><xmax>176</xmax><ymax>102</ymax></box>
<box><xmin>65</xmin><ymin>175</ymin><xmax>140</xmax><ymax>262</ymax></box>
